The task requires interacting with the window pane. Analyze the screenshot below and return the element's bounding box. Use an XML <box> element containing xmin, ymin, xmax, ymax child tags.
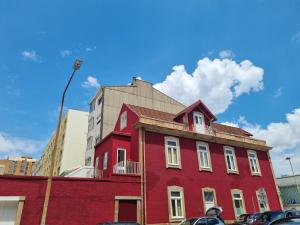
<box><xmin>168</xmin><ymin>141</ymin><xmax>177</xmax><ymax>147</ymax></box>
<box><xmin>172</xmin><ymin>199</ymin><xmax>176</xmax><ymax>216</ymax></box>
<box><xmin>233</xmin><ymin>193</ymin><xmax>241</xmax><ymax>198</ymax></box>
<box><xmin>226</xmin><ymin>149</ymin><xmax>233</xmax><ymax>154</ymax></box>
<box><xmin>204</xmin><ymin>191</ymin><xmax>214</xmax><ymax>202</ymax></box>
<box><xmin>177</xmin><ymin>199</ymin><xmax>182</xmax><ymax>216</ymax></box>
<box><xmin>173</xmin><ymin>149</ymin><xmax>178</xmax><ymax>164</ymax></box>
<box><xmin>171</xmin><ymin>191</ymin><xmax>181</xmax><ymax>197</ymax></box>
<box><xmin>168</xmin><ymin>148</ymin><xmax>172</xmax><ymax>163</ymax></box>
<box><xmin>199</xmin><ymin>145</ymin><xmax>207</xmax><ymax>151</ymax></box>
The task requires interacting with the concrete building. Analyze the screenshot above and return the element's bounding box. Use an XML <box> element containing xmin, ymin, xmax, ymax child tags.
<box><xmin>0</xmin><ymin>156</ymin><xmax>36</xmax><ymax>175</ymax></box>
<box><xmin>85</xmin><ymin>77</ymin><xmax>185</xmax><ymax>166</ymax></box>
<box><xmin>277</xmin><ymin>175</ymin><xmax>300</xmax><ymax>210</ymax></box>
<box><xmin>32</xmin><ymin>109</ymin><xmax>88</xmax><ymax>176</ymax></box>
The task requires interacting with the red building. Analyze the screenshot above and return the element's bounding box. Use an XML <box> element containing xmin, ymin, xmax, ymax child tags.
<box><xmin>94</xmin><ymin>100</ymin><xmax>282</xmax><ymax>224</ymax></box>
<box><xmin>0</xmin><ymin>100</ymin><xmax>282</xmax><ymax>225</ymax></box>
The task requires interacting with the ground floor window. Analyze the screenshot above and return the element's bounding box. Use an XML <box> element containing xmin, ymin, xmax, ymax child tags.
<box><xmin>202</xmin><ymin>188</ymin><xmax>217</xmax><ymax>213</ymax></box>
<box><xmin>257</xmin><ymin>188</ymin><xmax>269</xmax><ymax>212</ymax></box>
<box><xmin>231</xmin><ymin>189</ymin><xmax>246</xmax><ymax>218</ymax></box>
<box><xmin>168</xmin><ymin>186</ymin><xmax>185</xmax><ymax>221</ymax></box>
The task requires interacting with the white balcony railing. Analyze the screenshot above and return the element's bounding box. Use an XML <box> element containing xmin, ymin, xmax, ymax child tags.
<box><xmin>113</xmin><ymin>161</ymin><xmax>141</xmax><ymax>175</ymax></box>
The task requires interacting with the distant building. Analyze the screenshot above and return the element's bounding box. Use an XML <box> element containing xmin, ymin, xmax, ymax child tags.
<box><xmin>277</xmin><ymin>175</ymin><xmax>300</xmax><ymax>210</ymax></box>
<box><xmin>32</xmin><ymin>109</ymin><xmax>88</xmax><ymax>176</ymax></box>
<box><xmin>0</xmin><ymin>156</ymin><xmax>36</xmax><ymax>175</ymax></box>
<box><xmin>85</xmin><ymin>77</ymin><xmax>185</xmax><ymax>166</ymax></box>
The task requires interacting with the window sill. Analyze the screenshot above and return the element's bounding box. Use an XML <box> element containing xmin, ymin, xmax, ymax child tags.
<box><xmin>227</xmin><ymin>170</ymin><xmax>239</xmax><ymax>175</ymax></box>
<box><xmin>170</xmin><ymin>217</ymin><xmax>184</xmax><ymax>222</ymax></box>
<box><xmin>199</xmin><ymin>168</ymin><xmax>213</xmax><ymax>172</ymax></box>
<box><xmin>251</xmin><ymin>173</ymin><xmax>262</xmax><ymax>176</ymax></box>
<box><xmin>166</xmin><ymin>165</ymin><xmax>182</xmax><ymax>170</ymax></box>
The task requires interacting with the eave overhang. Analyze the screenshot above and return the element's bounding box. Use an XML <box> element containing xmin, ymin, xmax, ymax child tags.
<box><xmin>135</xmin><ymin>116</ymin><xmax>271</xmax><ymax>152</ymax></box>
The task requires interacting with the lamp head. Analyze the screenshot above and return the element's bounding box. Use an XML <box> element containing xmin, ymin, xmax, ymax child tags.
<box><xmin>73</xmin><ymin>59</ymin><xmax>83</xmax><ymax>70</ymax></box>
<box><xmin>286</xmin><ymin>157</ymin><xmax>291</xmax><ymax>161</ymax></box>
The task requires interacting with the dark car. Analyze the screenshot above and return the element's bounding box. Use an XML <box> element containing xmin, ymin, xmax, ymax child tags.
<box><xmin>269</xmin><ymin>217</ymin><xmax>300</xmax><ymax>225</ymax></box>
<box><xmin>247</xmin><ymin>213</ymin><xmax>263</xmax><ymax>224</ymax></box>
<box><xmin>252</xmin><ymin>211</ymin><xmax>283</xmax><ymax>225</ymax></box>
<box><xmin>235</xmin><ymin>214</ymin><xmax>252</xmax><ymax>225</ymax></box>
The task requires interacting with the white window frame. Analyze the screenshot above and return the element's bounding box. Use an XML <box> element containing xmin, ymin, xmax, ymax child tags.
<box><xmin>202</xmin><ymin>187</ymin><xmax>217</xmax><ymax>213</ymax></box>
<box><xmin>197</xmin><ymin>142</ymin><xmax>212</xmax><ymax>171</ymax></box>
<box><xmin>231</xmin><ymin>189</ymin><xmax>246</xmax><ymax>218</ymax></box>
<box><xmin>165</xmin><ymin>136</ymin><xmax>181</xmax><ymax>169</ymax></box>
<box><xmin>224</xmin><ymin>146</ymin><xmax>238</xmax><ymax>174</ymax></box>
<box><xmin>116</xmin><ymin>148</ymin><xmax>126</xmax><ymax>173</ymax></box>
<box><xmin>167</xmin><ymin>186</ymin><xmax>185</xmax><ymax>221</ymax></box>
<box><xmin>256</xmin><ymin>188</ymin><xmax>269</xmax><ymax>212</ymax></box>
<box><xmin>193</xmin><ymin>111</ymin><xmax>205</xmax><ymax>133</ymax></box>
<box><xmin>120</xmin><ymin>111</ymin><xmax>127</xmax><ymax>130</ymax></box>
<box><xmin>0</xmin><ymin>196</ymin><xmax>25</xmax><ymax>225</ymax></box>
<box><xmin>103</xmin><ymin>152</ymin><xmax>108</xmax><ymax>170</ymax></box>
<box><xmin>247</xmin><ymin>150</ymin><xmax>261</xmax><ymax>176</ymax></box>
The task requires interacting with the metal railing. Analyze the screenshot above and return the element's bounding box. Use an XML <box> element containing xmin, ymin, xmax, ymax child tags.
<box><xmin>113</xmin><ymin>161</ymin><xmax>141</xmax><ymax>175</ymax></box>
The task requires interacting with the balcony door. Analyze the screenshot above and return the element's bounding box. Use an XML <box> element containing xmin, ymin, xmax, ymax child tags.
<box><xmin>193</xmin><ymin>112</ymin><xmax>205</xmax><ymax>133</ymax></box>
<box><xmin>117</xmin><ymin>148</ymin><xmax>126</xmax><ymax>173</ymax></box>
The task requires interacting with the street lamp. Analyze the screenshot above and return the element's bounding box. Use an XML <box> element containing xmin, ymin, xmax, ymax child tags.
<box><xmin>40</xmin><ymin>59</ymin><xmax>83</xmax><ymax>225</ymax></box>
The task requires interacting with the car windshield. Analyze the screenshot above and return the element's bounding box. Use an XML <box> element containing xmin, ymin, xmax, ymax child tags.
<box><xmin>180</xmin><ymin>218</ymin><xmax>198</xmax><ymax>225</ymax></box>
<box><xmin>259</xmin><ymin>212</ymin><xmax>283</xmax><ymax>222</ymax></box>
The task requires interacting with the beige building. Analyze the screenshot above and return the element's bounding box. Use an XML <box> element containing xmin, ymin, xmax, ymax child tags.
<box><xmin>85</xmin><ymin>77</ymin><xmax>185</xmax><ymax>166</ymax></box>
<box><xmin>0</xmin><ymin>156</ymin><xmax>36</xmax><ymax>175</ymax></box>
<box><xmin>33</xmin><ymin>109</ymin><xmax>88</xmax><ymax>176</ymax></box>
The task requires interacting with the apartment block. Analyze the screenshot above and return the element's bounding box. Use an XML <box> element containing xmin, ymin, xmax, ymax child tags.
<box><xmin>32</xmin><ymin>109</ymin><xmax>88</xmax><ymax>176</ymax></box>
<box><xmin>85</xmin><ymin>77</ymin><xmax>185</xmax><ymax>166</ymax></box>
<box><xmin>0</xmin><ymin>156</ymin><xmax>36</xmax><ymax>175</ymax></box>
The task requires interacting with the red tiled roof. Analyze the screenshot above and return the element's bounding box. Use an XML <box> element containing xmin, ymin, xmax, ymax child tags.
<box><xmin>175</xmin><ymin>100</ymin><xmax>217</xmax><ymax>121</ymax></box>
<box><xmin>211</xmin><ymin>123</ymin><xmax>252</xmax><ymax>137</ymax></box>
<box><xmin>125</xmin><ymin>104</ymin><xmax>252</xmax><ymax>137</ymax></box>
<box><xmin>126</xmin><ymin>104</ymin><xmax>175</xmax><ymax>122</ymax></box>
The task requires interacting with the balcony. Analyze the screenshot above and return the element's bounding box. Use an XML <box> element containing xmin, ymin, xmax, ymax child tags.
<box><xmin>113</xmin><ymin>161</ymin><xmax>141</xmax><ymax>175</ymax></box>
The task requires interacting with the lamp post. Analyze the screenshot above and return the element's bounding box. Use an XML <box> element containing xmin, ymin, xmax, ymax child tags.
<box><xmin>285</xmin><ymin>156</ymin><xmax>300</xmax><ymax>193</ymax></box>
<box><xmin>40</xmin><ymin>59</ymin><xmax>83</xmax><ymax>225</ymax></box>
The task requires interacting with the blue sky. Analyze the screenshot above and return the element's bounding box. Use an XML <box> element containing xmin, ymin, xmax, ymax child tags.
<box><xmin>0</xmin><ymin>0</ymin><xmax>300</xmax><ymax>176</ymax></box>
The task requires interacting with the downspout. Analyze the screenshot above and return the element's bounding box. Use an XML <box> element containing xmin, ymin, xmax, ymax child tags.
<box><xmin>267</xmin><ymin>151</ymin><xmax>284</xmax><ymax>210</ymax></box>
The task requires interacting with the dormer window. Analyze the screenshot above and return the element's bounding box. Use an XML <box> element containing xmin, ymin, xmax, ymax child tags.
<box><xmin>193</xmin><ymin>112</ymin><xmax>205</xmax><ymax>133</ymax></box>
<box><xmin>120</xmin><ymin>111</ymin><xmax>127</xmax><ymax>130</ymax></box>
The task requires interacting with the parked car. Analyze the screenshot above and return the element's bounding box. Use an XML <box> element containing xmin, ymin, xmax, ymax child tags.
<box><xmin>235</xmin><ymin>214</ymin><xmax>253</xmax><ymax>225</ymax></box>
<box><xmin>179</xmin><ymin>206</ymin><xmax>225</xmax><ymax>225</ymax></box>
<box><xmin>270</xmin><ymin>210</ymin><xmax>300</xmax><ymax>224</ymax></box>
<box><xmin>269</xmin><ymin>217</ymin><xmax>300</xmax><ymax>225</ymax></box>
<box><xmin>252</xmin><ymin>211</ymin><xmax>283</xmax><ymax>225</ymax></box>
<box><xmin>247</xmin><ymin>213</ymin><xmax>263</xmax><ymax>224</ymax></box>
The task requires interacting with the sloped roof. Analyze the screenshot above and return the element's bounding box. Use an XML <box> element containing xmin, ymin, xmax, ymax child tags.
<box><xmin>126</xmin><ymin>104</ymin><xmax>252</xmax><ymax>137</ymax></box>
<box><xmin>174</xmin><ymin>100</ymin><xmax>217</xmax><ymax>122</ymax></box>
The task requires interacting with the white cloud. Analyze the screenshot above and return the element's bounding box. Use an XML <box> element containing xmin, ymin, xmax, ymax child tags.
<box><xmin>0</xmin><ymin>132</ymin><xmax>44</xmax><ymax>158</ymax></box>
<box><xmin>219</xmin><ymin>49</ymin><xmax>235</xmax><ymax>59</ymax></box>
<box><xmin>60</xmin><ymin>50</ymin><xmax>72</xmax><ymax>57</ymax></box>
<box><xmin>292</xmin><ymin>31</ymin><xmax>300</xmax><ymax>43</ymax></box>
<box><xmin>274</xmin><ymin>87</ymin><xmax>282</xmax><ymax>98</ymax></box>
<box><xmin>21</xmin><ymin>50</ymin><xmax>39</xmax><ymax>61</ymax></box>
<box><xmin>154</xmin><ymin>57</ymin><xmax>264</xmax><ymax>114</ymax></box>
<box><xmin>86</xmin><ymin>46</ymin><xmax>96</xmax><ymax>53</ymax></box>
<box><xmin>224</xmin><ymin>109</ymin><xmax>300</xmax><ymax>176</ymax></box>
<box><xmin>81</xmin><ymin>76</ymin><xmax>100</xmax><ymax>88</ymax></box>
<box><xmin>221</xmin><ymin>121</ymin><xmax>239</xmax><ymax>127</ymax></box>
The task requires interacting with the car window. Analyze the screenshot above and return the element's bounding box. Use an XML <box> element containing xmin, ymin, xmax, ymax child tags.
<box><xmin>207</xmin><ymin>218</ymin><xmax>219</xmax><ymax>225</ymax></box>
<box><xmin>181</xmin><ymin>219</ymin><xmax>198</xmax><ymax>225</ymax></box>
<box><xmin>196</xmin><ymin>218</ymin><xmax>207</xmax><ymax>225</ymax></box>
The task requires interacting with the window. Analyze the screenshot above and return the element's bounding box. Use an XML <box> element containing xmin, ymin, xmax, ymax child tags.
<box><xmin>116</xmin><ymin>148</ymin><xmax>126</xmax><ymax>173</ymax></box>
<box><xmin>103</xmin><ymin>152</ymin><xmax>108</xmax><ymax>170</ymax></box>
<box><xmin>224</xmin><ymin>146</ymin><xmax>238</xmax><ymax>173</ymax></box>
<box><xmin>193</xmin><ymin>112</ymin><xmax>205</xmax><ymax>133</ymax></box>
<box><xmin>248</xmin><ymin>151</ymin><xmax>261</xmax><ymax>175</ymax></box>
<box><xmin>95</xmin><ymin>157</ymin><xmax>99</xmax><ymax>169</ymax></box>
<box><xmin>87</xmin><ymin>136</ymin><xmax>93</xmax><ymax>150</ymax></box>
<box><xmin>98</xmin><ymin>97</ymin><xmax>102</xmax><ymax>106</ymax></box>
<box><xmin>196</xmin><ymin>218</ymin><xmax>207</xmax><ymax>225</ymax></box>
<box><xmin>120</xmin><ymin>111</ymin><xmax>127</xmax><ymax>130</ymax></box>
<box><xmin>231</xmin><ymin>190</ymin><xmax>246</xmax><ymax>218</ymax></box>
<box><xmin>0</xmin><ymin>165</ymin><xmax>5</xmax><ymax>175</ymax></box>
<box><xmin>207</xmin><ymin>218</ymin><xmax>219</xmax><ymax>225</ymax></box>
<box><xmin>90</xmin><ymin>101</ymin><xmax>95</xmax><ymax>112</ymax></box>
<box><xmin>197</xmin><ymin>142</ymin><xmax>212</xmax><ymax>171</ymax></box>
<box><xmin>88</xmin><ymin>117</ymin><xmax>94</xmax><ymax>131</ymax></box>
<box><xmin>202</xmin><ymin>188</ymin><xmax>217</xmax><ymax>213</ymax></box>
<box><xmin>256</xmin><ymin>188</ymin><xmax>269</xmax><ymax>212</ymax></box>
<box><xmin>168</xmin><ymin>186</ymin><xmax>185</xmax><ymax>221</ymax></box>
<box><xmin>165</xmin><ymin>137</ymin><xmax>181</xmax><ymax>168</ymax></box>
